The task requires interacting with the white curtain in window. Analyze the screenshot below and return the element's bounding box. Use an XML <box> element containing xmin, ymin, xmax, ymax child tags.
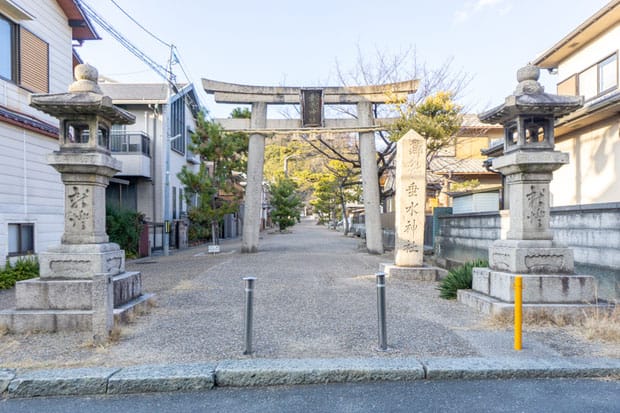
<box><xmin>579</xmin><ymin>66</ymin><xmax>598</xmax><ymax>100</ymax></box>
<box><xmin>599</xmin><ymin>55</ymin><xmax>617</xmax><ymax>93</ymax></box>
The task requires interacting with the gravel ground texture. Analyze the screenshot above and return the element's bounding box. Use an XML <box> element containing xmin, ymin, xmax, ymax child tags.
<box><xmin>0</xmin><ymin>218</ymin><xmax>616</xmax><ymax>369</ymax></box>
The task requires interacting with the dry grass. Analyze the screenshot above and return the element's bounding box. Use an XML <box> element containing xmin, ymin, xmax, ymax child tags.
<box><xmin>486</xmin><ymin>309</ymin><xmax>576</xmax><ymax>328</ymax></box>
<box><xmin>579</xmin><ymin>306</ymin><xmax>620</xmax><ymax>343</ymax></box>
<box><xmin>146</xmin><ymin>296</ymin><xmax>158</xmax><ymax>308</ymax></box>
<box><xmin>109</xmin><ymin>325</ymin><xmax>123</xmax><ymax>343</ymax></box>
<box><xmin>80</xmin><ymin>325</ymin><xmax>125</xmax><ymax>349</ymax></box>
<box><xmin>485</xmin><ymin>305</ymin><xmax>620</xmax><ymax>346</ymax></box>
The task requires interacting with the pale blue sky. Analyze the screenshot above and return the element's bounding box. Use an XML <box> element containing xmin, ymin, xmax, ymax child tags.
<box><xmin>77</xmin><ymin>0</ymin><xmax>611</xmax><ymax>117</ymax></box>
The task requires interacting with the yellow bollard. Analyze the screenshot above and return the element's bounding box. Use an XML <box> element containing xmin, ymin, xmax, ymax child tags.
<box><xmin>514</xmin><ymin>276</ymin><xmax>523</xmax><ymax>351</ymax></box>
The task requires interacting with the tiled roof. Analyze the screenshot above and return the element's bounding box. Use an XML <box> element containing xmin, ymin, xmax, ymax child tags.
<box><xmin>99</xmin><ymin>83</ymin><xmax>170</xmax><ymax>103</ymax></box>
<box><xmin>461</xmin><ymin>114</ymin><xmax>502</xmax><ymax>129</ymax></box>
<box><xmin>0</xmin><ymin>105</ymin><xmax>58</xmax><ymax>138</ymax></box>
<box><xmin>429</xmin><ymin>157</ymin><xmax>491</xmax><ymax>175</ymax></box>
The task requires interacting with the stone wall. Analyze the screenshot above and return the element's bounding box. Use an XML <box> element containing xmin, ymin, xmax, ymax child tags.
<box><xmin>434</xmin><ymin>202</ymin><xmax>620</xmax><ymax>300</ymax></box>
<box><xmin>434</xmin><ymin>212</ymin><xmax>500</xmax><ymax>268</ymax></box>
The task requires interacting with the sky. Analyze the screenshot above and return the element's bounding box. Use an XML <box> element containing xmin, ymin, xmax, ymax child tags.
<box><xmin>76</xmin><ymin>0</ymin><xmax>612</xmax><ymax>118</ymax></box>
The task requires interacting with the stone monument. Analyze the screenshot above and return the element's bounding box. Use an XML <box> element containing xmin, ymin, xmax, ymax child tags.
<box><xmin>0</xmin><ymin>64</ymin><xmax>153</xmax><ymax>340</ymax></box>
<box><xmin>458</xmin><ymin>65</ymin><xmax>606</xmax><ymax>316</ymax></box>
<box><xmin>381</xmin><ymin>130</ymin><xmax>439</xmax><ymax>280</ymax></box>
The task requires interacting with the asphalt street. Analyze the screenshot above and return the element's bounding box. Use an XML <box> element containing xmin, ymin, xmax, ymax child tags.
<box><xmin>1</xmin><ymin>378</ymin><xmax>619</xmax><ymax>413</ymax></box>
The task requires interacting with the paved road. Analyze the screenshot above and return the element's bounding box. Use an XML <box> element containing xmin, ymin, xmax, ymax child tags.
<box><xmin>2</xmin><ymin>378</ymin><xmax>619</xmax><ymax>413</ymax></box>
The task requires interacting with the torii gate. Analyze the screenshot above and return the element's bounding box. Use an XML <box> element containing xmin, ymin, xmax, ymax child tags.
<box><xmin>202</xmin><ymin>79</ymin><xmax>418</xmax><ymax>254</ymax></box>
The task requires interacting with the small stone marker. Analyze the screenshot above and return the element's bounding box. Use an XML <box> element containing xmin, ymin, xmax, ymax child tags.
<box><xmin>394</xmin><ymin>130</ymin><xmax>426</xmax><ymax>267</ymax></box>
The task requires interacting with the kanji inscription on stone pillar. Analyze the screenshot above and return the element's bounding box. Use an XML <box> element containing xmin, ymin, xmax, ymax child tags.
<box><xmin>395</xmin><ymin>130</ymin><xmax>426</xmax><ymax>267</ymax></box>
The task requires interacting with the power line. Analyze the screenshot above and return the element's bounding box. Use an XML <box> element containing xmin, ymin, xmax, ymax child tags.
<box><xmin>108</xmin><ymin>0</ymin><xmax>172</xmax><ymax>48</ymax></box>
<box><xmin>77</xmin><ymin>0</ymin><xmax>204</xmax><ymax>108</ymax></box>
<box><xmin>76</xmin><ymin>0</ymin><xmax>174</xmax><ymax>86</ymax></box>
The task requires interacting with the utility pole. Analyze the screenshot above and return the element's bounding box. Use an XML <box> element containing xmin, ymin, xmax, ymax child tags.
<box><xmin>163</xmin><ymin>45</ymin><xmax>176</xmax><ymax>256</ymax></box>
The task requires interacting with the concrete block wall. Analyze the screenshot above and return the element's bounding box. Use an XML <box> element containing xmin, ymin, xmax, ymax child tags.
<box><xmin>434</xmin><ymin>212</ymin><xmax>500</xmax><ymax>268</ymax></box>
<box><xmin>434</xmin><ymin>203</ymin><xmax>620</xmax><ymax>300</ymax></box>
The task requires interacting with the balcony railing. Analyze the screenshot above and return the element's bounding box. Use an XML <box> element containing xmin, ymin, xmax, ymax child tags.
<box><xmin>111</xmin><ymin>132</ymin><xmax>151</xmax><ymax>157</ymax></box>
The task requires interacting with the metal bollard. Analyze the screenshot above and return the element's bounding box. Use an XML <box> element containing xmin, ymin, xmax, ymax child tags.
<box><xmin>376</xmin><ymin>272</ymin><xmax>388</xmax><ymax>351</ymax></box>
<box><xmin>243</xmin><ymin>276</ymin><xmax>256</xmax><ymax>355</ymax></box>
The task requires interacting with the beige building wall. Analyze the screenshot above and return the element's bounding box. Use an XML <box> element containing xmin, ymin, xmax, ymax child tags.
<box><xmin>555</xmin><ymin>24</ymin><xmax>620</xmax><ymax>85</ymax></box>
<box><xmin>552</xmin><ymin>119</ymin><xmax>620</xmax><ymax>206</ymax></box>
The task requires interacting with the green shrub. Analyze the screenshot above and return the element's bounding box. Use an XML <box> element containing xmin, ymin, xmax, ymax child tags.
<box><xmin>106</xmin><ymin>207</ymin><xmax>144</xmax><ymax>258</ymax></box>
<box><xmin>188</xmin><ymin>223</ymin><xmax>211</xmax><ymax>243</ymax></box>
<box><xmin>0</xmin><ymin>257</ymin><xmax>39</xmax><ymax>289</ymax></box>
<box><xmin>438</xmin><ymin>259</ymin><xmax>488</xmax><ymax>300</ymax></box>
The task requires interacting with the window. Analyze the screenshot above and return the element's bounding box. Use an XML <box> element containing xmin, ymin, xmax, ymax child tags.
<box><xmin>0</xmin><ymin>13</ymin><xmax>49</xmax><ymax>92</ymax></box>
<box><xmin>179</xmin><ymin>188</ymin><xmax>184</xmax><ymax>215</ymax></box>
<box><xmin>577</xmin><ymin>53</ymin><xmax>618</xmax><ymax>100</ymax></box>
<box><xmin>170</xmin><ymin>97</ymin><xmax>185</xmax><ymax>154</ymax></box>
<box><xmin>0</xmin><ymin>14</ymin><xmax>16</xmax><ymax>81</ymax></box>
<box><xmin>557</xmin><ymin>74</ymin><xmax>577</xmax><ymax>96</ymax></box>
<box><xmin>578</xmin><ymin>66</ymin><xmax>598</xmax><ymax>100</ymax></box>
<box><xmin>599</xmin><ymin>54</ymin><xmax>617</xmax><ymax>93</ymax></box>
<box><xmin>172</xmin><ymin>187</ymin><xmax>177</xmax><ymax>219</ymax></box>
<box><xmin>8</xmin><ymin>223</ymin><xmax>34</xmax><ymax>256</ymax></box>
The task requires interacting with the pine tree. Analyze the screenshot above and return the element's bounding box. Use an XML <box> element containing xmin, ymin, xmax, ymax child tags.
<box><xmin>178</xmin><ymin>110</ymin><xmax>248</xmax><ymax>243</ymax></box>
<box><xmin>270</xmin><ymin>177</ymin><xmax>303</xmax><ymax>231</ymax></box>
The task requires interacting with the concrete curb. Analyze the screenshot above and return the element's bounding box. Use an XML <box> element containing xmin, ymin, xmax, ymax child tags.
<box><xmin>107</xmin><ymin>364</ymin><xmax>216</xmax><ymax>394</ymax></box>
<box><xmin>215</xmin><ymin>357</ymin><xmax>425</xmax><ymax>386</ymax></box>
<box><xmin>423</xmin><ymin>357</ymin><xmax>620</xmax><ymax>379</ymax></box>
<box><xmin>8</xmin><ymin>367</ymin><xmax>120</xmax><ymax>398</ymax></box>
<box><xmin>2</xmin><ymin>357</ymin><xmax>620</xmax><ymax>398</ymax></box>
<box><xmin>0</xmin><ymin>369</ymin><xmax>15</xmax><ymax>394</ymax></box>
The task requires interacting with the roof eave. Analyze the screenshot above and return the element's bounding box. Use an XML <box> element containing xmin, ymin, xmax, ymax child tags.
<box><xmin>56</xmin><ymin>0</ymin><xmax>100</xmax><ymax>41</ymax></box>
<box><xmin>533</xmin><ymin>0</ymin><xmax>620</xmax><ymax>68</ymax></box>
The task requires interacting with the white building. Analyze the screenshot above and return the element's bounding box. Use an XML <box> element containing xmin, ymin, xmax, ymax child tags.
<box><xmin>99</xmin><ymin>82</ymin><xmax>200</xmax><ymax>251</ymax></box>
<box><xmin>0</xmin><ymin>0</ymin><xmax>98</xmax><ymax>266</ymax></box>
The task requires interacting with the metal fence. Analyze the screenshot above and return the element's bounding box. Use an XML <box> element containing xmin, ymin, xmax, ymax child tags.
<box><xmin>111</xmin><ymin>132</ymin><xmax>151</xmax><ymax>156</ymax></box>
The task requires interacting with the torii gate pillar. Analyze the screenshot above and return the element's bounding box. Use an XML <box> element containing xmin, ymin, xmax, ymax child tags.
<box><xmin>358</xmin><ymin>101</ymin><xmax>383</xmax><ymax>254</ymax></box>
<box><xmin>242</xmin><ymin>102</ymin><xmax>267</xmax><ymax>253</ymax></box>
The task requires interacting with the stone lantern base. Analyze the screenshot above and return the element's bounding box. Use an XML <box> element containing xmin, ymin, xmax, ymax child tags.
<box><xmin>458</xmin><ymin>262</ymin><xmax>608</xmax><ymax>319</ymax></box>
<box><xmin>0</xmin><ymin>242</ymin><xmax>153</xmax><ymax>333</ymax></box>
<box><xmin>380</xmin><ymin>263</ymin><xmax>441</xmax><ymax>281</ymax></box>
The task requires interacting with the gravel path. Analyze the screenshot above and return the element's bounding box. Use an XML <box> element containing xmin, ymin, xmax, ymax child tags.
<box><xmin>0</xmin><ymin>218</ymin><xmax>615</xmax><ymax>369</ymax></box>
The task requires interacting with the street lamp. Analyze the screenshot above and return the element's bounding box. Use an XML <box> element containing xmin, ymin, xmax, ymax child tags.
<box><xmin>163</xmin><ymin>133</ymin><xmax>182</xmax><ymax>256</ymax></box>
<box><xmin>283</xmin><ymin>154</ymin><xmax>299</xmax><ymax>177</ymax></box>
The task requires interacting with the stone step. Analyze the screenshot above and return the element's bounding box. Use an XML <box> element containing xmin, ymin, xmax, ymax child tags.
<box><xmin>14</xmin><ymin>271</ymin><xmax>143</xmax><ymax>311</ymax></box>
<box><xmin>0</xmin><ymin>309</ymin><xmax>92</xmax><ymax>332</ymax></box>
<box><xmin>457</xmin><ymin>289</ymin><xmax>611</xmax><ymax>318</ymax></box>
<box><xmin>16</xmin><ymin>279</ymin><xmax>92</xmax><ymax>310</ymax></box>
<box><xmin>113</xmin><ymin>271</ymin><xmax>142</xmax><ymax>307</ymax></box>
<box><xmin>0</xmin><ymin>292</ymin><xmax>156</xmax><ymax>334</ymax></box>
<box><xmin>113</xmin><ymin>293</ymin><xmax>155</xmax><ymax>324</ymax></box>
<box><xmin>472</xmin><ymin>268</ymin><xmax>597</xmax><ymax>304</ymax></box>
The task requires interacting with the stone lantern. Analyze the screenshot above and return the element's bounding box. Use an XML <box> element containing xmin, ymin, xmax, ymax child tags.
<box><xmin>478</xmin><ymin>64</ymin><xmax>582</xmax><ymax>272</ymax></box>
<box><xmin>458</xmin><ymin>65</ymin><xmax>604</xmax><ymax>316</ymax></box>
<box><xmin>31</xmin><ymin>63</ymin><xmax>135</xmax><ymax>245</ymax></box>
<box><xmin>0</xmin><ymin>64</ymin><xmax>151</xmax><ymax>339</ymax></box>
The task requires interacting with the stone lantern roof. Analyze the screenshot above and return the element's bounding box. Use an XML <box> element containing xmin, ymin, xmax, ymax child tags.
<box><xmin>478</xmin><ymin>64</ymin><xmax>583</xmax><ymax>125</ymax></box>
<box><xmin>29</xmin><ymin>64</ymin><xmax>135</xmax><ymax>125</ymax></box>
